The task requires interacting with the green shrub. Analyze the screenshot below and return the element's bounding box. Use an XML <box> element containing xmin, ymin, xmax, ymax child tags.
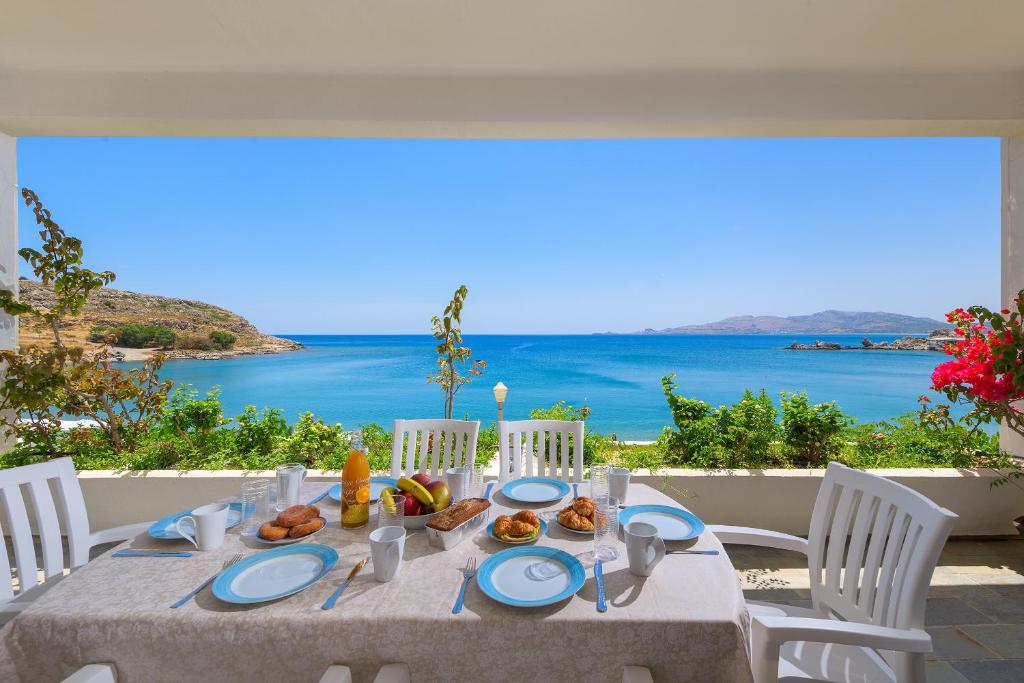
<box><xmin>209</xmin><ymin>331</ymin><xmax>237</xmax><ymax>350</ymax></box>
<box><xmin>780</xmin><ymin>392</ymin><xmax>850</xmax><ymax>466</ymax></box>
<box><xmin>174</xmin><ymin>334</ymin><xmax>213</xmax><ymax>351</ymax></box>
<box><xmin>276</xmin><ymin>412</ymin><xmax>348</xmax><ymax>468</ymax></box>
<box><xmin>115</xmin><ymin>323</ymin><xmax>176</xmax><ymax>349</ymax></box>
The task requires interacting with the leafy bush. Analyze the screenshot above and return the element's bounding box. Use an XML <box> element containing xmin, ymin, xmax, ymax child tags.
<box><xmin>174</xmin><ymin>334</ymin><xmax>213</xmax><ymax>351</ymax></box>
<box><xmin>115</xmin><ymin>323</ymin><xmax>176</xmax><ymax>349</ymax></box>
<box><xmin>780</xmin><ymin>392</ymin><xmax>850</xmax><ymax>466</ymax></box>
<box><xmin>209</xmin><ymin>331</ymin><xmax>237</xmax><ymax>350</ymax></box>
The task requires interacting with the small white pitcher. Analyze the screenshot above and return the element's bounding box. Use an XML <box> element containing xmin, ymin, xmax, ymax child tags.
<box><xmin>624</xmin><ymin>521</ymin><xmax>666</xmax><ymax>577</ymax></box>
<box><xmin>369</xmin><ymin>526</ymin><xmax>406</xmax><ymax>583</ymax></box>
<box><xmin>175</xmin><ymin>503</ymin><xmax>230</xmax><ymax>551</ymax></box>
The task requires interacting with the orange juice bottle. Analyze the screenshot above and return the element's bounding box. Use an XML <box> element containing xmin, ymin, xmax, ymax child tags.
<box><xmin>341</xmin><ymin>432</ymin><xmax>371</xmax><ymax>529</ymax></box>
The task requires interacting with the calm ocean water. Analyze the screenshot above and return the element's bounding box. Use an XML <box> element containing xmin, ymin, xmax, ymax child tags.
<box><xmin>142</xmin><ymin>335</ymin><xmax>947</xmax><ymax>440</ymax></box>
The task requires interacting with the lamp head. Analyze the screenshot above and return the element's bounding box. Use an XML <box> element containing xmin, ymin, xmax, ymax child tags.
<box><xmin>492</xmin><ymin>381</ymin><xmax>508</xmax><ymax>403</ymax></box>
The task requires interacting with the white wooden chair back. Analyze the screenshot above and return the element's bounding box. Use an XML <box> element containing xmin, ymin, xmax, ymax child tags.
<box><xmin>0</xmin><ymin>457</ymin><xmax>92</xmax><ymax>604</ymax></box>
<box><xmin>806</xmin><ymin>463</ymin><xmax>956</xmax><ymax>669</ymax></box>
<box><xmin>498</xmin><ymin>420</ymin><xmax>585</xmax><ymax>483</ymax></box>
<box><xmin>390</xmin><ymin>419</ymin><xmax>480</xmax><ymax>480</ymax></box>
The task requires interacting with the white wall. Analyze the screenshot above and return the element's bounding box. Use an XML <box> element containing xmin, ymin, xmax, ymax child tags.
<box><xmin>0</xmin><ymin>133</ymin><xmax>15</xmax><ymax>454</ymax></box>
<box><xmin>1002</xmin><ymin>138</ymin><xmax>1024</xmax><ymax>456</ymax></box>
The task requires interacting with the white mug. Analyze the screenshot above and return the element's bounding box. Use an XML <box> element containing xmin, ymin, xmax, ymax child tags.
<box><xmin>445</xmin><ymin>466</ymin><xmax>469</xmax><ymax>502</ymax></box>
<box><xmin>609</xmin><ymin>466</ymin><xmax>630</xmax><ymax>503</ymax></box>
<box><xmin>624</xmin><ymin>521</ymin><xmax>665</xmax><ymax>577</ymax></box>
<box><xmin>369</xmin><ymin>525</ymin><xmax>406</xmax><ymax>583</ymax></box>
<box><xmin>276</xmin><ymin>463</ymin><xmax>307</xmax><ymax>511</ymax></box>
<box><xmin>175</xmin><ymin>503</ymin><xmax>230</xmax><ymax>551</ymax></box>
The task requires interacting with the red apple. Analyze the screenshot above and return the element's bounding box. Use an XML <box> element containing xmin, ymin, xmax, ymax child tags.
<box><xmin>410</xmin><ymin>472</ymin><xmax>431</xmax><ymax>488</ymax></box>
<box><xmin>426</xmin><ymin>481</ymin><xmax>451</xmax><ymax>512</ymax></box>
<box><xmin>403</xmin><ymin>494</ymin><xmax>424</xmax><ymax>517</ymax></box>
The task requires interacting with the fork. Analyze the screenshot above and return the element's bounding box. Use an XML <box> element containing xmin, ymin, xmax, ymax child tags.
<box><xmin>170</xmin><ymin>553</ymin><xmax>242</xmax><ymax>608</ymax></box>
<box><xmin>452</xmin><ymin>557</ymin><xmax>478</xmax><ymax>614</ymax></box>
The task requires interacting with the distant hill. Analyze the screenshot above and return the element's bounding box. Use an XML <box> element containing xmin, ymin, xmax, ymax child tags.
<box><xmin>17</xmin><ymin>280</ymin><xmax>301</xmax><ymax>359</ymax></box>
<box><xmin>637</xmin><ymin>310</ymin><xmax>948</xmax><ymax>335</ymax></box>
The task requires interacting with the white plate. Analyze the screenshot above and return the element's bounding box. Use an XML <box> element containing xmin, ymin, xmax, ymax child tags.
<box><xmin>212</xmin><ymin>544</ymin><xmax>338</xmax><ymax>604</ymax></box>
<box><xmin>476</xmin><ymin>546</ymin><xmax>586</xmax><ymax>607</ymax></box>
<box><xmin>500</xmin><ymin>477</ymin><xmax>571</xmax><ymax>504</ymax></box>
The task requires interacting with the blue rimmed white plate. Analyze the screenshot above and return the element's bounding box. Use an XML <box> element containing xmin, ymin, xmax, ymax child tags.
<box><xmin>487</xmin><ymin>518</ymin><xmax>548</xmax><ymax>545</ymax></box>
<box><xmin>619</xmin><ymin>505</ymin><xmax>704</xmax><ymax>542</ymax></box>
<box><xmin>211</xmin><ymin>543</ymin><xmax>338</xmax><ymax>604</ymax></box>
<box><xmin>148</xmin><ymin>502</ymin><xmax>248</xmax><ymax>540</ymax></box>
<box><xmin>477</xmin><ymin>546</ymin><xmax>585</xmax><ymax>607</ymax></box>
<box><xmin>327</xmin><ymin>477</ymin><xmax>398</xmax><ymax>503</ymax></box>
<box><xmin>500</xmin><ymin>477</ymin><xmax>571</xmax><ymax>504</ymax></box>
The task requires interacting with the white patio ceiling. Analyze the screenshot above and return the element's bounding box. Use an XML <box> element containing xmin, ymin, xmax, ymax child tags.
<box><xmin>1</xmin><ymin>0</ymin><xmax>1023</xmax><ymax>138</ymax></box>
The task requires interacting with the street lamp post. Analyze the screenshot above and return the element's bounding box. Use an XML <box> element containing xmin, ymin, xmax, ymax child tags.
<box><xmin>493</xmin><ymin>382</ymin><xmax>508</xmax><ymax>423</ymax></box>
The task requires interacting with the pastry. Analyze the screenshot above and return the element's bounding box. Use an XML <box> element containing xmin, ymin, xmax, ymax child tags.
<box><xmin>493</xmin><ymin>515</ymin><xmax>513</xmax><ymax>537</ymax></box>
<box><xmin>258</xmin><ymin>522</ymin><xmax>289</xmax><ymax>541</ymax></box>
<box><xmin>511</xmin><ymin>510</ymin><xmax>539</xmax><ymax>527</ymax></box>
<box><xmin>288</xmin><ymin>516</ymin><xmax>325</xmax><ymax>538</ymax></box>
<box><xmin>571</xmin><ymin>497</ymin><xmax>595</xmax><ymax>518</ymax></box>
<box><xmin>426</xmin><ymin>498</ymin><xmax>490</xmax><ymax>532</ymax></box>
<box><xmin>507</xmin><ymin>520</ymin><xmax>536</xmax><ymax>537</ymax></box>
<box><xmin>276</xmin><ymin>504</ymin><xmax>319</xmax><ymax>528</ymax></box>
<box><xmin>558</xmin><ymin>507</ymin><xmax>594</xmax><ymax>532</ymax></box>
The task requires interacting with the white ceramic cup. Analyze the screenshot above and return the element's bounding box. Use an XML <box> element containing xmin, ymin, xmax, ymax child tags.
<box><xmin>175</xmin><ymin>503</ymin><xmax>230</xmax><ymax>551</ymax></box>
<box><xmin>369</xmin><ymin>525</ymin><xmax>406</xmax><ymax>582</ymax></box>
<box><xmin>609</xmin><ymin>466</ymin><xmax>631</xmax><ymax>503</ymax></box>
<box><xmin>445</xmin><ymin>466</ymin><xmax>469</xmax><ymax>501</ymax></box>
<box><xmin>624</xmin><ymin>521</ymin><xmax>666</xmax><ymax>577</ymax></box>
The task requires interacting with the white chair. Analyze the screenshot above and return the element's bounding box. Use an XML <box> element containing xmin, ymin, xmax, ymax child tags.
<box><xmin>709</xmin><ymin>462</ymin><xmax>957</xmax><ymax>683</ymax></box>
<box><xmin>320</xmin><ymin>663</ymin><xmax>410</xmax><ymax>683</ymax></box>
<box><xmin>390</xmin><ymin>419</ymin><xmax>480</xmax><ymax>480</ymax></box>
<box><xmin>62</xmin><ymin>664</ymin><xmax>117</xmax><ymax>683</ymax></box>
<box><xmin>1</xmin><ymin>457</ymin><xmax>152</xmax><ymax>621</ymax></box>
<box><xmin>498</xmin><ymin>420</ymin><xmax>584</xmax><ymax>483</ymax></box>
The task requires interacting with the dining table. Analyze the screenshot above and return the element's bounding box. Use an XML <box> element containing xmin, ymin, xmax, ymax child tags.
<box><xmin>0</xmin><ymin>482</ymin><xmax>753</xmax><ymax>683</ymax></box>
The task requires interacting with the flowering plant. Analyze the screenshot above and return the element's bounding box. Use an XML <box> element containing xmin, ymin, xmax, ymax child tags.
<box><xmin>931</xmin><ymin>296</ymin><xmax>1024</xmax><ymax>437</ymax></box>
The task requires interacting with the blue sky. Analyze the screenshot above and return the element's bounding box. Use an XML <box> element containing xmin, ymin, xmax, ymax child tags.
<box><xmin>16</xmin><ymin>137</ymin><xmax>999</xmax><ymax>334</ymax></box>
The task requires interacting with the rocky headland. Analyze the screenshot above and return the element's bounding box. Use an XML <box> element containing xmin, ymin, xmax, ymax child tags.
<box><xmin>786</xmin><ymin>329</ymin><xmax>956</xmax><ymax>352</ymax></box>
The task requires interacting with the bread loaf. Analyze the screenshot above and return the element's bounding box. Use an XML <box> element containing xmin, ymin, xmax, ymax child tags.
<box><xmin>426</xmin><ymin>497</ymin><xmax>490</xmax><ymax>532</ymax></box>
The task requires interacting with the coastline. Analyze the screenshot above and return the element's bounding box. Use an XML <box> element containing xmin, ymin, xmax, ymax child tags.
<box><xmin>110</xmin><ymin>336</ymin><xmax>302</xmax><ymax>362</ymax></box>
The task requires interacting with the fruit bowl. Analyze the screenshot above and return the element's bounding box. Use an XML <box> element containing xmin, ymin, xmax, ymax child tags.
<box><xmin>403</xmin><ymin>509</ymin><xmax>441</xmax><ymax>530</ymax></box>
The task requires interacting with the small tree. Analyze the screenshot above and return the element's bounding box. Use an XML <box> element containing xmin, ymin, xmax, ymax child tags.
<box><xmin>0</xmin><ymin>189</ymin><xmax>172</xmax><ymax>454</ymax></box>
<box><xmin>427</xmin><ymin>285</ymin><xmax>485</xmax><ymax>419</ymax></box>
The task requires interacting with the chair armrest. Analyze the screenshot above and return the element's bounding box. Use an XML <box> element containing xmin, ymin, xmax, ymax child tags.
<box><xmin>753</xmin><ymin>616</ymin><xmax>932</xmax><ymax>652</ymax></box>
<box><xmin>707</xmin><ymin>525</ymin><xmax>809</xmax><ymax>554</ymax></box>
<box><xmin>88</xmin><ymin>521</ymin><xmax>153</xmax><ymax>548</ymax></box>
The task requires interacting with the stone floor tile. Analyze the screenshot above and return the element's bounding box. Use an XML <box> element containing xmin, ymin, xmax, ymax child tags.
<box><xmin>961</xmin><ymin>591</ymin><xmax>1024</xmax><ymax>623</ymax></box>
<box><xmin>926</xmin><ymin>661</ymin><xmax>972</xmax><ymax>683</ymax></box>
<box><xmin>926</xmin><ymin>598</ymin><xmax>995</xmax><ymax>627</ymax></box>
<box><xmin>741</xmin><ymin>588</ymin><xmax>810</xmax><ymax>602</ymax></box>
<box><xmin>951</xmin><ymin>660</ymin><xmax>1024</xmax><ymax>683</ymax></box>
<box><xmin>958</xmin><ymin>572</ymin><xmax>1024</xmax><ymax>586</ymax></box>
<box><xmin>925</xmin><ymin>627</ymin><xmax>1000</xmax><ymax>661</ymax></box>
<box><xmin>958</xmin><ymin>625</ymin><xmax>1024</xmax><ymax>658</ymax></box>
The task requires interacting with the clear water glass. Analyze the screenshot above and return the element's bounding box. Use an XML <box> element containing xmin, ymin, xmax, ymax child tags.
<box><xmin>589</xmin><ymin>464</ymin><xmax>610</xmax><ymax>500</ymax></box>
<box><xmin>469</xmin><ymin>464</ymin><xmax>485</xmax><ymax>498</ymax></box>
<box><xmin>378</xmin><ymin>492</ymin><xmax>405</xmax><ymax>529</ymax></box>
<box><xmin>240</xmin><ymin>479</ymin><xmax>271</xmax><ymax>536</ymax></box>
<box><xmin>593</xmin><ymin>495</ymin><xmax>620</xmax><ymax>561</ymax></box>
<box><xmin>275</xmin><ymin>463</ymin><xmax>306</xmax><ymax>511</ymax></box>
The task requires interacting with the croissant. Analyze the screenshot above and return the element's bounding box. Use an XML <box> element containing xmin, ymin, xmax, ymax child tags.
<box><xmin>559</xmin><ymin>508</ymin><xmax>594</xmax><ymax>532</ymax></box>
<box><xmin>511</xmin><ymin>510</ymin><xmax>540</xmax><ymax>528</ymax></box>
<box><xmin>508</xmin><ymin>520</ymin><xmax>536</xmax><ymax>537</ymax></box>
<box><xmin>493</xmin><ymin>515</ymin><xmax>513</xmax><ymax>537</ymax></box>
<box><xmin>572</xmin><ymin>497</ymin><xmax>595</xmax><ymax>518</ymax></box>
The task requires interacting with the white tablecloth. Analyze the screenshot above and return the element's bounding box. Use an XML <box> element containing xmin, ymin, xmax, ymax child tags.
<box><xmin>0</xmin><ymin>482</ymin><xmax>752</xmax><ymax>683</ymax></box>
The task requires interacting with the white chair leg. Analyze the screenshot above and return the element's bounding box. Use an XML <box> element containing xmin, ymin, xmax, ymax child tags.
<box><xmin>62</xmin><ymin>664</ymin><xmax>117</xmax><ymax>683</ymax></box>
<box><xmin>375</xmin><ymin>663</ymin><xmax>411</xmax><ymax>683</ymax></box>
<box><xmin>319</xmin><ymin>665</ymin><xmax>353</xmax><ymax>683</ymax></box>
<box><xmin>622</xmin><ymin>666</ymin><xmax>654</xmax><ymax>683</ymax></box>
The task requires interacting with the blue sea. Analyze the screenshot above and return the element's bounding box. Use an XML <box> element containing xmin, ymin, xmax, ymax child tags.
<box><xmin>141</xmin><ymin>335</ymin><xmax>948</xmax><ymax>440</ymax></box>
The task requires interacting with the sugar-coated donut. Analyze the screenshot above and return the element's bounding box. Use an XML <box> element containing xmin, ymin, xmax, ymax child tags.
<box><xmin>275</xmin><ymin>504</ymin><xmax>319</xmax><ymax>528</ymax></box>
<box><xmin>258</xmin><ymin>522</ymin><xmax>289</xmax><ymax>541</ymax></box>
<box><xmin>288</xmin><ymin>516</ymin><xmax>325</xmax><ymax>538</ymax></box>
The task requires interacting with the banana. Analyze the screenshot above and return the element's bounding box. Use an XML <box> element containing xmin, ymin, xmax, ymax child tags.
<box><xmin>397</xmin><ymin>477</ymin><xmax>434</xmax><ymax>507</ymax></box>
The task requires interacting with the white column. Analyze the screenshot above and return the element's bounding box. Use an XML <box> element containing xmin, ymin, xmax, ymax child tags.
<box><xmin>1001</xmin><ymin>138</ymin><xmax>1024</xmax><ymax>456</ymax></box>
<box><xmin>0</xmin><ymin>133</ymin><xmax>15</xmax><ymax>453</ymax></box>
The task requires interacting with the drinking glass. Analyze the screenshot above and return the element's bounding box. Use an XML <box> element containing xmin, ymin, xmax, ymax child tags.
<box><xmin>469</xmin><ymin>464</ymin><xmax>486</xmax><ymax>498</ymax></box>
<box><xmin>593</xmin><ymin>495</ymin><xmax>620</xmax><ymax>561</ymax></box>
<box><xmin>240</xmin><ymin>479</ymin><xmax>271</xmax><ymax>536</ymax></box>
<box><xmin>589</xmin><ymin>464</ymin><xmax>610</xmax><ymax>500</ymax></box>
<box><xmin>275</xmin><ymin>463</ymin><xmax>306</xmax><ymax>511</ymax></box>
<box><xmin>378</xmin><ymin>492</ymin><xmax>405</xmax><ymax>529</ymax></box>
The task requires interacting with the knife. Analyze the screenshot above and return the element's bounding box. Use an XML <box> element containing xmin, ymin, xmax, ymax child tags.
<box><xmin>114</xmin><ymin>551</ymin><xmax>193</xmax><ymax>558</ymax></box>
<box><xmin>308</xmin><ymin>488</ymin><xmax>331</xmax><ymax>505</ymax></box>
<box><xmin>483</xmin><ymin>481</ymin><xmax>495</xmax><ymax>501</ymax></box>
<box><xmin>595</xmin><ymin>559</ymin><xmax>607</xmax><ymax>613</ymax></box>
<box><xmin>667</xmin><ymin>550</ymin><xmax>720</xmax><ymax>555</ymax></box>
<box><xmin>321</xmin><ymin>556</ymin><xmax>369</xmax><ymax>610</ymax></box>
<box><xmin>573</xmin><ymin>482</ymin><xmax>579</xmax><ymax>498</ymax></box>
